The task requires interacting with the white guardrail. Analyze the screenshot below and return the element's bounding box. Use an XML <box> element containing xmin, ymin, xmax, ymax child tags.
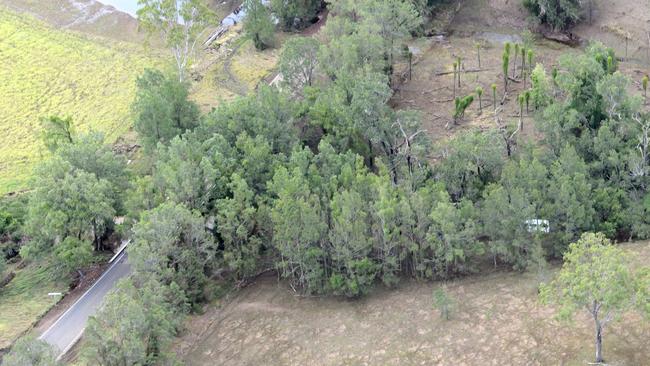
<box><xmin>109</xmin><ymin>239</ymin><xmax>131</xmax><ymax>263</ymax></box>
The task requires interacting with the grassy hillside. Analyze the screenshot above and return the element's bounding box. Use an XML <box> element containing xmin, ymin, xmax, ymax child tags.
<box><xmin>0</xmin><ymin>7</ymin><xmax>157</xmax><ymax>195</ymax></box>
<box><xmin>0</xmin><ymin>261</ymin><xmax>68</xmax><ymax>349</ymax></box>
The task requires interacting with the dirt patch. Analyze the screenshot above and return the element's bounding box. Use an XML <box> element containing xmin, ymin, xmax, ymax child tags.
<box><xmin>391</xmin><ymin>0</ymin><xmax>650</xmax><ymax>151</ymax></box>
<box><xmin>174</xmin><ymin>242</ymin><xmax>649</xmax><ymax>366</ymax></box>
<box><xmin>392</xmin><ymin>34</ymin><xmax>571</xmax><ymax>148</ymax></box>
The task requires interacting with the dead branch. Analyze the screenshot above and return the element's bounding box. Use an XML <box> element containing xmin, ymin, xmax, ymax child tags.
<box><xmin>435</xmin><ymin>68</ymin><xmax>490</xmax><ymax>76</ymax></box>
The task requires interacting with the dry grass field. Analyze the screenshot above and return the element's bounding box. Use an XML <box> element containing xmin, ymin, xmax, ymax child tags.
<box><xmin>175</xmin><ymin>241</ymin><xmax>650</xmax><ymax>366</ymax></box>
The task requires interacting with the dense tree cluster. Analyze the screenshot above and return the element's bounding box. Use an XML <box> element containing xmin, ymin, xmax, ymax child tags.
<box><xmin>5</xmin><ymin>0</ymin><xmax>650</xmax><ymax>363</ymax></box>
<box><xmin>523</xmin><ymin>0</ymin><xmax>583</xmax><ymax>31</ymax></box>
<box><xmin>20</xmin><ymin>132</ymin><xmax>127</xmax><ymax>275</ymax></box>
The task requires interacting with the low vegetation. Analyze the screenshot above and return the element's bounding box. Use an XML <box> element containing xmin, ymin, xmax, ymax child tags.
<box><xmin>0</xmin><ymin>7</ymin><xmax>156</xmax><ymax>195</ymax></box>
<box><xmin>0</xmin><ymin>261</ymin><xmax>68</xmax><ymax>349</ymax></box>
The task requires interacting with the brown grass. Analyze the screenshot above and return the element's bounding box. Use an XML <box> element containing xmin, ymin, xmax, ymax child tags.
<box><xmin>174</xmin><ymin>241</ymin><xmax>650</xmax><ymax>366</ymax></box>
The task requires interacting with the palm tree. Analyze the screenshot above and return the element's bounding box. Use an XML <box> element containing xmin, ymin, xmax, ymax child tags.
<box><xmin>476</xmin><ymin>86</ymin><xmax>484</xmax><ymax>114</ymax></box>
<box><xmin>502</xmin><ymin>51</ymin><xmax>510</xmax><ymax>92</ymax></box>
<box><xmin>518</xmin><ymin>94</ymin><xmax>525</xmax><ymax>131</ymax></box>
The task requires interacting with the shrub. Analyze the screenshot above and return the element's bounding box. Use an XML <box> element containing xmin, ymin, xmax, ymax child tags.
<box><xmin>523</xmin><ymin>0</ymin><xmax>583</xmax><ymax>31</ymax></box>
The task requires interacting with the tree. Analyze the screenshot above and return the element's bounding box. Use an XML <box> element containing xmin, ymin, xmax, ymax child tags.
<box><xmin>137</xmin><ymin>0</ymin><xmax>214</xmax><ymax>82</ymax></box>
<box><xmin>2</xmin><ymin>337</ymin><xmax>59</xmax><ymax>366</ymax></box>
<box><xmin>269</xmin><ymin>166</ymin><xmax>328</xmax><ymax>294</ymax></box>
<box><xmin>54</xmin><ymin>237</ymin><xmax>93</xmax><ymax>276</ymax></box>
<box><xmin>540</xmin><ymin>232</ymin><xmax>644</xmax><ymax>363</ymax></box>
<box><xmin>402</xmin><ymin>44</ymin><xmax>413</xmax><ymax>80</ymax></box>
<box><xmin>433</xmin><ymin>286</ymin><xmax>454</xmax><ymax>320</ymax></box>
<box><xmin>357</xmin><ymin>0</ymin><xmax>422</xmax><ymax>77</ymax></box>
<box><xmin>502</xmin><ymin>50</ymin><xmax>509</xmax><ymax>92</ymax></box>
<box><xmin>481</xmin><ymin>184</ymin><xmax>540</xmax><ymax>269</ymax></box>
<box><xmin>130</xmin><ymin>203</ymin><xmax>216</xmax><ymax>305</ymax></box>
<box><xmin>518</xmin><ymin>94</ymin><xmax>525</xmax><ymax>131</ymax></box>
<box><xmin>643</xmin><ymin>75</ymin><xmax>648</xmax><ymax>102</ymax></box>
<box><xmin>513</xmin><ymin>43</ymin><xmax>519</xmax><ymax>78</ymax></box>
<box><xmin>428</xmin><ymin>194</ymin><xmax>482</xmax><ymax>277</ymax></box>
<box><xmin>328</xmin><ymin>188</ymin><xmax>378</xmax><ymax>297</ymax></box>
<box><xmin>82</xmin><ymin>279</ymin><xmax>180</xmax><ymax>365</ymax></box>
<box><xmin>541</xmin><ymin>146</ymin><xmax>595</xmax><ymax>255</ymax></box>
<box><xmin>452</xmin><ymin>62</ymin><xmax>458</xmax><ymax>98</ymax></box>
<box><xmin>271</xmin><ymin>0</ymin><xmax>322</xmax><ymax>30</ymax></box>
<box><xmin>132</xmin><ymin>69</ymin><xmax>200</xmax><ymax>151</ymax></box>
<box><xmin>243</xmin><ymin>0</ymin><xmax>275</xmax><ymax>50</ymax></box>
<box><xmin>530</xmin><ymin>64</ymin><xmax>551</xmax><ymax>109</ymax></box>
<box><xmin>523</xmin><ymin>0</ymin><xmax>583</xmax><ymax>31</ymax></box>
<box><xmin>56</xmin><ymin>132</ymin><xmax>129</xmax><ymax>210</ymax></box>
<box><xmin>151</xmin><ymin>135</ymin><xmax>219</xmax><ymax>213</ymax></box>
<box><xmin>0</xmin><ymin>256</ymin><xmax>6</xmax><ymax>278</ymax></box>
<box><xmin>278</xmin><ymin>36</ymin><xmax>320</xmax><ymax>93</ymax></box>
<box><xmin>456</xmin><ymin>56</ymin><xmax>462</xmax><ymax>87</ymax></box>
<box><xmin>39</xmin><ymin>115</ymin><xmax>75</xmax><ymax>153</ymax></box>
<box><xmin>476</xmin><ymin>86</ymin><xmax>483</xmax><ymax>114</ymax></box>
<box><xmin>435</xmin><ymin>130</ymin><xmax>505</xmax><ymax>202</ymax></box>
<box><xmin>215</xmin><ymin>174</ymin><xmax>262</xmax><ymax>281</ymax></box>
<box><xmin>22</xmin><ymin>162</ymin><xmax>116</xmax><ymax>256</ymax></box>
<box><xmin>371</xmin><ymin>170</ymin><xmax>407</xmax><ymax>286</ymax></box>
<box><xmin>201</xmin><ymin>85</ymin><xmax>299</xmax><ymax>155</ymax></box>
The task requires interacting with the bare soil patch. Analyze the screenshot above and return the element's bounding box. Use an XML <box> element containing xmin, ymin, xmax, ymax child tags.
<box><xmin>392</xmin><ymin>0</ymin><xmax>650</xmax><ymax>150</ymax></box>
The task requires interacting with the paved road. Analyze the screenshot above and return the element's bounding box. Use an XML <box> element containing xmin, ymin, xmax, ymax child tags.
<box><xmin>39</xmin><ymin>251</ymin><xmax>132</xmax><ymax>358</ymax></box>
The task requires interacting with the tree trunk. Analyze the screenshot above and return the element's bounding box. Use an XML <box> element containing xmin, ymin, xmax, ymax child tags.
<box><xmin>595</xmin><ymin>319</ymin><xmax>604</xmax><ymax>363</ymax></box>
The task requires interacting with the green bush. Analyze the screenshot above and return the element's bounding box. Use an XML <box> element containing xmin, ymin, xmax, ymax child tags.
<box><xmin>523</xmin><ymin>0</ymin><xmax>583</xmax><ymax>31</ymax></box>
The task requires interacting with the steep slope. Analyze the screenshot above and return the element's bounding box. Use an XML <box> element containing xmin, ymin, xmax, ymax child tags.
<box><xmin>0</xmin><ymin>0</ymin><xmax>143</xmax><ymax>43</ymax></box>
<box><xmin>0</xmin><ymin>6</ymin><xmax>157</xmax><ymax>194</ymax></box>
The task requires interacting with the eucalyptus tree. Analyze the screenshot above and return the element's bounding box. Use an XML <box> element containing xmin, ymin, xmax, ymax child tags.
<box><xmin>541</xmin><ymin>233</ymin><xmax>646</xmax><ymax>363</ymax></box>
<box><xmin>130</xmin><ymin>202</ymin><xmax>216</xmax><ymax>305</ymax></box>
<box><xmin>132</xmin><ymin>69</ymin><xmax>200</xmax><ymax>151</ymax></box>
<box><xmin>137</xmin><ymin>0</ymin><xmax>215</xmax><ymax>82</ymax></box>
<box><xmin>22</xmin><ymin>161</ymin><xmax>116</xmax><ymax>257</ymax></box>
<box><xmin>523</xmin><ymin>0</ymin><xmax>583</xmax><ymax>31</ymax></box>
<box><xmin>39</xmin><ymin>115</ymin><xmax>75</xmax><ymax>153</ymax></box>
<box><xmin>243</xmin><ymin>0</ymin><xmax>274</xmax><ymax>50</ymax></box>
<box><xmin>278</xmin><ymin>36</ymin><xmax>320</xmax><ymax>93</ymax></box>
<box><xmin>357</xmin><ymin>0</ymin><xmax>422</xmax><ymax>77</ymax></box>
<box><xmin>2</xmin><ymin>337</ymin><xmax>59</xmax><ymax>366</ymax></box>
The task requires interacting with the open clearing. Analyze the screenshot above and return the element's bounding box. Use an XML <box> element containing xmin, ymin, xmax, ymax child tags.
<box><xmin>392</xmin><ymin>0</ymin><xmax>650</xmax><ymax>148</ymax></box>
<box><xmin>175</xmin><ymin>242</ymin><xmax>649</xmax><ymax>366</ymax></box>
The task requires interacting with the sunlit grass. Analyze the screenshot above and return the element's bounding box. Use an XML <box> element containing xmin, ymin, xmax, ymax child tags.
<box><xmin>0</xmin><ymin>260</ymin><xmax>68</xmax><ymax>348</ymax></box>
<box><xmin>0</xmin><ymin>7</ymin><xmax>158</xmax><ymax>194</ymax></box>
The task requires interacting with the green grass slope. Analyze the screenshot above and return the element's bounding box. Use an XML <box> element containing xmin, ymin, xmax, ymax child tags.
<box><xmin>0</xmin><ymin>261</ymin><xmax>68</xmax><ymax>349</ymax></box>
<box><xmin>0</xmin><ymin>7</ymin><xmax>156</xmax><ymax>195</ymax></box>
